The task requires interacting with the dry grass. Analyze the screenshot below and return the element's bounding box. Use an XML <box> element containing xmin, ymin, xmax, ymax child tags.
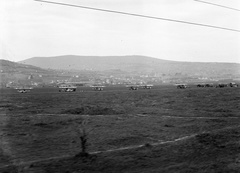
<box><xmin>0</xmin><ymin>86</ymin><xmax>239</xmax><ymax>172</ymax></box>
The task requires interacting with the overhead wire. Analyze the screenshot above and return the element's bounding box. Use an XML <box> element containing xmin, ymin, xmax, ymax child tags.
<box><xmin>34</xmin><ymin>0</ymin><xmax>240</xmax><ymax>33</ymax></box>
<box><xmin>194</xmin><ymin>0</ymin><xmax>240</xmax><ymax>12</ymax></box>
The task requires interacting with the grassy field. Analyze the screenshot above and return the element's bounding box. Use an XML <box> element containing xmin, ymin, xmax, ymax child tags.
<box><xmin>0</xmin><ymin>86</ymin><xmax>240</xmax><ymax>172</ymax></box>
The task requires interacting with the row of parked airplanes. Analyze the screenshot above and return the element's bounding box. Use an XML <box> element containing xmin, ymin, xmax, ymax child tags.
<box><xmin>15</xmin><ymin>82</ymin><xmax>238</xmax><ymax>93</ymax></box>
<box><xmin>15</xmin><ymin>84</ymin><xmax>153</xmax><ymax>93</ymax></box>
<box><xmin>58</xmin><ymin>84</ymin><xmax>153</xmax><ymax>92</ymax></box>
<box><xmin>176</xmin><ymin>82</ymin><xmax>238</xmax><ymax>89</ymax></box>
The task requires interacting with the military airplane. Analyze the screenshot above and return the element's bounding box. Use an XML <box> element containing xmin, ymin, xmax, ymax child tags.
<box><xmin>58</xmin><ymin>84</ymin><xmax>77</xmax><ymax>92</ymax></box>
<box><xmin>197</xmin><ymin>83</ymin><xmax>214</xmax><ymax>87</ymax></box>
<box><xmin>90</xmin><ymin>85</ymin><xmax>105</xmax><ymax>91</ymax></box>
<box><xmin>229</xmin><ymin>82</ymin><xmax>238</xmax><ymax>87</ymax></box>
<box><xmin>140</xmin><ymin>84</ymin><xmax>153</xmax><ymax>89</ymax></box>
<box><xmin>126</xmin><ymin>85</ymin><xmax>139</xmax><ymax>90</ymax></box>
<box><xmin>175</xmin><ymin>84</ymin><xmax>188</xmax><ymax>89</ymax></box>
<box><xmin>15</xmin><ymin>87</ymin><xmax>33</xmax><ymax>93</ymax></box>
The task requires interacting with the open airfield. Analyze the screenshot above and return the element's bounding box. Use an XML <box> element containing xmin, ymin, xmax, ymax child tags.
<box><xmin>0</xmin><ymin>85</ymin><xmax>240</xmax><ymax>173</ymax></box>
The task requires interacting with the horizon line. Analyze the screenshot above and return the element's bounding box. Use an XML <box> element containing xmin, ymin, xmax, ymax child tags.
<box><xmin>1</xmin><ymin>55</ymin><xmax>239</xmax><ymax>64</ymax></box>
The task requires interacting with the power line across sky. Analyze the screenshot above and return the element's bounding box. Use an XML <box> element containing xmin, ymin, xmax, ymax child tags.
<box><xmin>34</xmin><ymin>0</ymin><xmax>240</xmax><ymax>33</ymax></box>
<box><xmin>194</xmin><ymin>0</ymin><xmax>240</xmax><ymax>12</ymax></box>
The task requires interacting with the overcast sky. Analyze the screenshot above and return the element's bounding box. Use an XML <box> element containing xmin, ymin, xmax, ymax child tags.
<box><xmin>1</xmin><ymin>0</ymin><xmax>239</xmax><ymax>63</ymax></box>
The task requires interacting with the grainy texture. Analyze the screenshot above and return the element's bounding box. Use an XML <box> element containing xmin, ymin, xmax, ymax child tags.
<box><xmin>0</xmin><ymin>86</ymin><xmax>239</xmax><ymax>172</ymax></box>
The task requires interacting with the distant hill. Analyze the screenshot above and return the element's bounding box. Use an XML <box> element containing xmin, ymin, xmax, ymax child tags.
<box><xmin>19</xmin><ymin>55</ymin><xmax>170</xmax><ymax>71</ymax></box>
<box><xmin>19</xmin><ymin>55</ymin><xmax>240</xmax><ymax>77</ymax></box>
<box><xmin>0</xmin><ymin>59</ymin><xmax>58</xmax><ymax>87</ymax></box>
<box><xmin>0</xmin><ymin>59</ymin><xmax>52</xmax><ymax>74</ymax></box>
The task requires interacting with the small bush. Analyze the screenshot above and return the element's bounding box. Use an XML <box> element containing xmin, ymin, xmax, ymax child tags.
<box><xmin>73</xmin><ymin>119</ymin><xmax>93</xmax><ymax>157</ymax></box>
<box><xmin>144</xmin><ymin>143</ymin><xmax>152</xmax><ymax>148</ymax></box>
<box><xmin>164</xmin><ymin>124</ymin><xmax>174</xmax><ymax>127</ymax></box>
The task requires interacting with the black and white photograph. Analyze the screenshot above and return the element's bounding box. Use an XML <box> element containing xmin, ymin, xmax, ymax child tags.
<box><xmin>0</xmin><ymin>0</ymin><xmax>240</xmax><ymax>172</ymax></box>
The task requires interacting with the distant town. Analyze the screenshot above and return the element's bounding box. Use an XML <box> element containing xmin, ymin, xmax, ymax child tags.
<box><xmin>2</xmin><ymin>67</ymin><xmax>239</xmax><ymax>88</ymax></box>
<box><xmin>1</xmin><ymin>56</ymin><xmax>240</xmax><ymax>88</ymax></box>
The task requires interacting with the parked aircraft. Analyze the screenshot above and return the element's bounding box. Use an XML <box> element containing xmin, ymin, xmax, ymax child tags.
<box><xmin>216</xmin><ymin>83</ymin><xmax>228</xmax><ymax>88</ymax></box>
<box><xmin>197</xmin><ymin>83</ymin><xmax>205</xmax><ymax>87</ymax></box>
<box><xmin>175</xmin><ymin>84</ymin><xmax>188</xmax><ymax>89</ymax></box>
<box><xmin>229</xmin><ymin>82</ymin><xmax>238</xmax><ymax>87</ymax></box>
<box><xmin>197</xmin><ymin>83</ymin><xmax>214</xmax><ymax>87</ymax></box>
<box><xmin>140</xmin><ymin>84</ymin><xmax>153</xmax><ymax>89</ymax></box>
<box><xmin>91</xmin><ymin>86</ymin><xmax>105</xmax><ymax>91</ymax></box>
<box><xmin>15</xmin><ymin>87</ymin><xmax>33</xmax><ymax>93</ymax></box>
<box><xmin>205</xmin><ymin>83</ymin><xmax>214</xmax><ymax>87</ymax></box>
<box><xmin>58</xmin><ymin>84</ymin><xmax>77</xmax><ymax>92</ymax></box>
<box><xmin>126</xmin><ymin>85</ymin><xmax>139</xmax><ymax>90</ymax></box>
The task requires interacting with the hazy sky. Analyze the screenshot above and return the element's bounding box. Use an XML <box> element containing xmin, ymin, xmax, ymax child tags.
<box><xmin>1</xmin><ymin>0</ymin><xmax>239</xmax><ymax>63</ymax></box>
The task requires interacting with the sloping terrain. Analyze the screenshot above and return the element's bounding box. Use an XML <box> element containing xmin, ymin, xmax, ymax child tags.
<box><xmin>0</xmin><ymin>60</ymin><xmax>80</xmax><ymax>87</ymax></box>
<box><xmin>0</xmin><ymin>60</ymin><xmax>57</xmax><ymax>87</ymax></box>
<box><xmin>19</xmin><ymin>55</ymin><xmax>240</xmax><ymax>77</ymax></box>
<box><xmin>0</xmin><ymin>59</ymin><xmax>50</xmax><ymax>74</ymax></box>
